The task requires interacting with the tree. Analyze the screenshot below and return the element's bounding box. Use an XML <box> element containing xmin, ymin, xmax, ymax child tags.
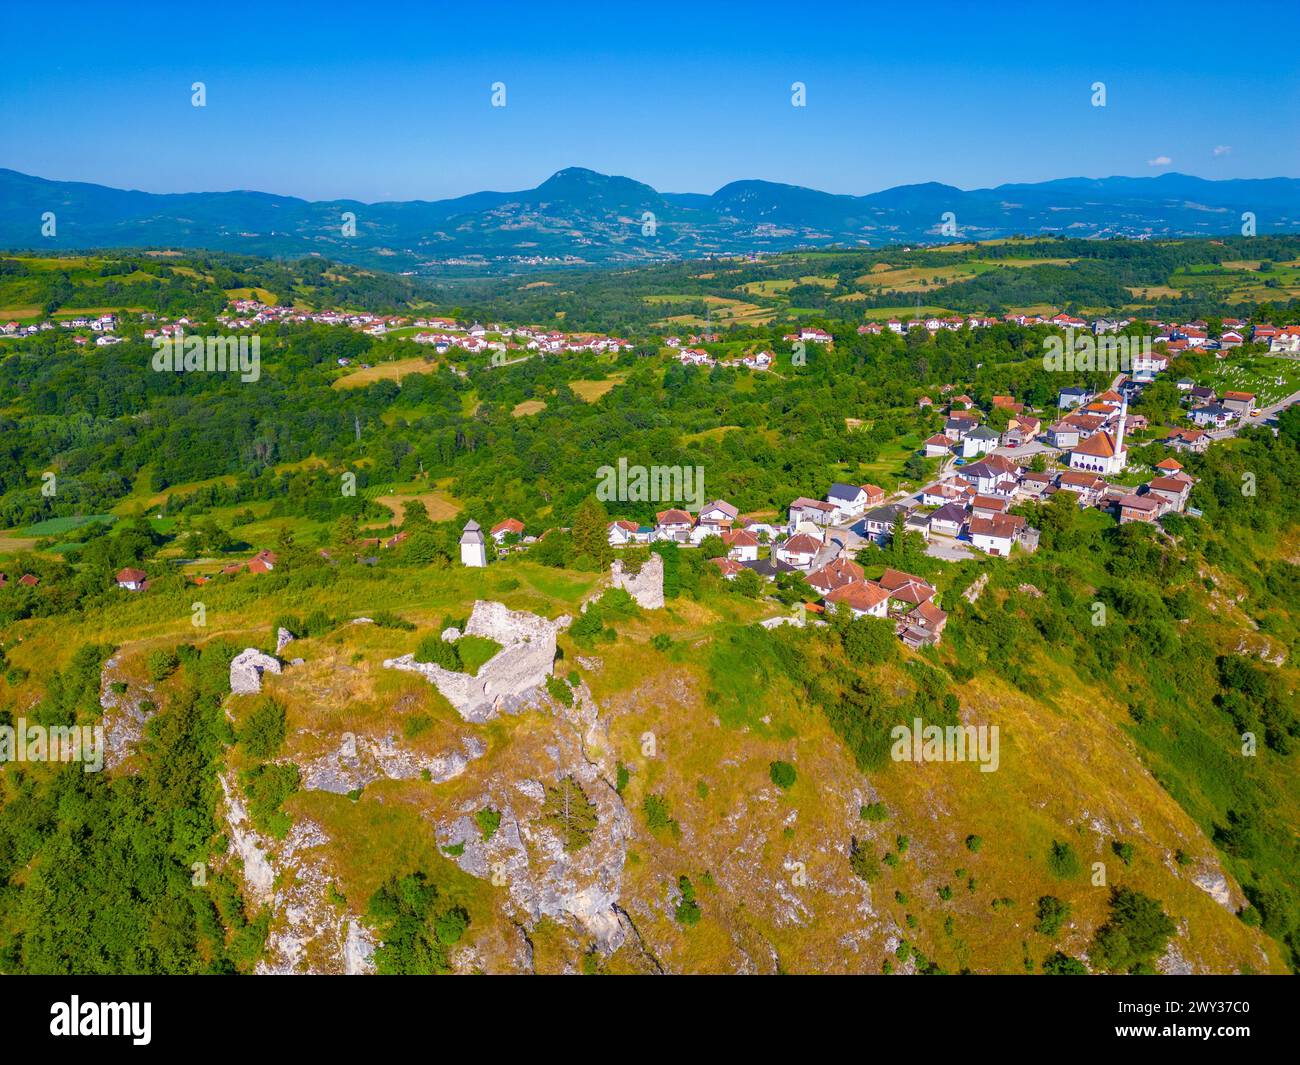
<box><xmin>1089</xmin><ymin>888</ymin><xmax>1176</xmax><ymax>974</ymax></box>
<box><xmin>769</xmin><ymin>760</ymin><xmax>797</xmax><ymax>789</ymax></box>
<box><xmin>1034</xmin><ymin>895</ymin><xmax>1070</xmax><ymax>937</ymax></box>
<box><xmin>334</xmin><ymin>512</ymin><xmax>359</xmax><ymax>544</ymax></box>
<box><xmin>842</xmin><ymin>616</ymin><xmax>898</xmax><ymax>664</ymax></box>
<box><xmin>571</xmin><ymin>497</ymin><xmax>610</xmax><ymax>569</ymax></box>
<box><xmin>367</xmin><ymin>872</ymin><xmax>468</xmax><ymax>975</ymax></box>
<box><xmin>240</xmin><ymin>697</ymin><xmax>287</xmax><ymax>759</ymax></box>
<box><xmin>542</xmin><ymin>775</ymin><xmax>599</xmax><ymax>851</ymax></box>
<box><xmin>402</xmin><ymin>499</ymin><xmax>431</xmax><ymax>530</ymax></box>
<box><xmin>698</xmin><ymin>534</ymin><xmax>726</xmax><ymax>558</ymax></box>
<box><xmin>733</xmin><ymin>568</ymin><xmax>764</xmax><ymax>598</ymax></box>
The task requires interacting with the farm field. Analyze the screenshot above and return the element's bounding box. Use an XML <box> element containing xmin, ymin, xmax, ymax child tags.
<box><xmin>332</xmin><ymin>355</ymin><xmax>439</xmax><ymax>389</ymax></box>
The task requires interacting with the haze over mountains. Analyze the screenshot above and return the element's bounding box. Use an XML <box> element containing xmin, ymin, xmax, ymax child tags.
<box><xmin>3</xmin><ymin>166</ymin><xmax>1298</xmax><ymax>275</ymax></box>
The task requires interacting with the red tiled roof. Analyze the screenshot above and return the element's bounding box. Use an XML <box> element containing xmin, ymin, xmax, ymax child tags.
<box><xmin>825</xmin><ymin>579</ymin><xmax>889</xmax><ymax>611</ymax></box>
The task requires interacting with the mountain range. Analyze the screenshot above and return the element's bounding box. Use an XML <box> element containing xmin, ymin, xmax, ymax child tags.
<box><xmin>3</xmin><ymin>166</ymin><xmax>1298</xmax><ymax>274</ymax></box>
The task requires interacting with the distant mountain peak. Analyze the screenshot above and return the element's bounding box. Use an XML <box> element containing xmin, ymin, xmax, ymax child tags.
<box><xmin>1</xmin><ymin>167</ymin><xmax>1296</xmax><ymax>273</ymax></box>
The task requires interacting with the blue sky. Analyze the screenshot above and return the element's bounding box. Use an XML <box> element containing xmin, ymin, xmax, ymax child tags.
<box><xmin>4</xmin><ymin>0</ymin><xmax>1297</xmax><ymax>202</ymax></box>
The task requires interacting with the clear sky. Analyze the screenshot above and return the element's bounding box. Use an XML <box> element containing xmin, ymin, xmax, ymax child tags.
<box><xmin>5</xmin><ymin>0</ymin><xmax>1297</xmax><ymax>203</ymax></box>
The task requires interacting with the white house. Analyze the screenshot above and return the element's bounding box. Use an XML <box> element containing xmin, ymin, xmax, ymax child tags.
<box><xmin>721</xmin><ymin>529</ymin><xmax>760</xmax><ymax>562</ymax></box>
<box><xmin>961</xmin><ymin>426</ymin><xmax>1000</xmax><ymax>459</ymax></box>
<box><xmin>826</xmin><ymin>482</ymin><xmax>869</xmax><ymax>519</ymax></box>
<box><xmin>924</xmin><ymin>433</ymin><xmax>953</xmax><ymax>458</ymax></box>
<box><xmin>969</xmin><ymin>514</ymin><xmax>1025</xmax><ymax>557</ymax></box>
<box><xmin>1188</xmin><ymin>403</ymin><xmax>1235</xmax><ymax>430</ymax></box>
<box><xmin>608</xmin><ymin>520</ymin><xmax>651</xmax><ymax>546</ymax></box>
<box><xmin>775</xmin><ymin>532</ymin><xmax>821</xmax><ymax>569</ymax></box>
<box><xmin>824</xmin><ymin>579</ymin><xmax>890</xmax><ymax>619</ymax></box>
<box><xmin>697</xmin><ymin>499</ymin><xmax>739</xmax><ymax>529</ymax></box>
<box><xmin>788</xmin><ymin>497</ymin><xmax>837</xmax><ymax>528</ymax></box>
<box><xmin>654</xmin><ymin>509</ymin><xmax>695</xmax><ymax>542</ymax></box>
<box><xmin>115</xmin><ymin>567</ymin><xmax>147</xmax><ymax>591</ymax></box>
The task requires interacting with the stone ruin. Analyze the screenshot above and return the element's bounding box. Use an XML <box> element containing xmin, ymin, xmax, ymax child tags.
<box><xmin>230</xmin><ymin>648</ymin><xmax>282</xmax><ymax>695</ymax></box>
<box><xmin>609</xmin><ymin>552</ymin><xmax>664</xmax><ymax>609</ymax></box>
<box><xmin>384</xmin><ymin>601</ymin><xmax>571</xmax><ymax>722</ymax></box>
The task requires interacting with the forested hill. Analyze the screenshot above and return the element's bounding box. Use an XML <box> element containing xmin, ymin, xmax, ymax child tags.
<box><xmin>5</xmin><ymin>166</ymin><xmax>1299</xmax><ymax>273</ymax></box>
<box><xmin>0</xmin><ymin>250</ymin><xmax>427</xmax><ymax>319</ymax></box>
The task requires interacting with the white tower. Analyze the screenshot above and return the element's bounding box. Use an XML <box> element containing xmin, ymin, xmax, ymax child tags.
<box><xmin>1114</xmin><ymin>396</ymin><xmax>1128</xmax><ymax>472</ymax></box>
<box><xmin>459</xmin><ymin>519</ymin><xmax>487</xmax><ymax>567</ymax></box>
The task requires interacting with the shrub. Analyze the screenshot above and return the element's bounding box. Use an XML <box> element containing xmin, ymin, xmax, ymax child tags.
<box><xmin>1111</xmin><ymin>840</ymin><xmax>1135</xmax><ymax>866</ymax></box>
<box><xmin>597</xmin><ymin>586</ymin><xmax>639</xmax><ymax>620</ymax></box>
<box><xmin>240</xmin><ymin>697</ymin><xmax>287</xmax><ymax>759</ymax></box>
<box><xmin>1047</xmin><ymin>839</ymin><xmax>1081</xmax><ymax>879</ymax></box>
<box><xmin>651</xmin><ymin>633</ymin><xmax>672</xmax><ymax>652</ymax></box>
<box><xmin>240</xmin><ymin>762</ymin><xmax>300</xmax><ymax>838</ymax></box>
<box><xmin>475</xmin><ymin>808</ymin><xmax>501</xmax><ymax>842</ymax></box>
<box><xmin>643</xmin><ymin>794</ymin><xmax>676</xmax><ymax>834</ymax></box>
<box><xmin>367</xmin><ymin>872</ymin><xmax>468</xmax><ymax>974</ymax></box>
<box><xmin>860</xmin><ymin>802</ymin><xmax>889</xmax><ymax>822</ymax></box>
<box><xmin>402</xmin><ymin>713</ymin><xmax>433</xmax><ymax>739</ymax></box>
<box><xmin>1035</xmin><ymin>895</ymin><xmax>1070</xmax><ymax>937</ymax></box>
<box><xmin>546</xmin><ymin>673</ymin><xmax>573</xmax><ymax>706</ymax></box>
<box><xmin>303</xmin><ymin>610</ymin><xmax>334</xmax><ymax>638</ymax></box>
<box><xmin>372</xmin><ymin>610</ymin><xmax>415</xmax><ymax>631</ymax></box>
<box><xmin>1089</xmin><ymin>888</ymin><xmax>1176</xmax><ymax>974</ymax></box>
<box><xmin>965</xmin><ymin>834</ymin><xmax>983</xmax><ymax>852</ymax></box>
<box><xmin>674</xmin><ymin>876</ymin><xmax>702</xmax><ymax>925</ymax></box>
<box><xmin>1042</xmin><ymin>951</ymin><xmax>1088</xmax><ymax>975</ymax></box>
<box><xmin>415</xmin><ymin>633</ymin><xmax>461</xmax><ymax>670</ymax></box>
<box><xmin>570</xmin><ymin>606</ymin><xmax>604</xmax><ymax>640</ymax></box>
<box><xmin>769</xmin><ymin>760</ymin><xmax>797</xmax><ymax>790</ymax></box>
<box><xmin>849</xmin><ymin>837</ymin><xmax>880</xmax><ymax>882</ymax></box>
<box><xmin>146</xmin><ymin>647</ymin><xmax>179</xmax><ymax>682</ymax></box>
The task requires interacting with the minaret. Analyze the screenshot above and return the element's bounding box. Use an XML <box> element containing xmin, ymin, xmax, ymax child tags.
<box><xmin>1114</xmin><ymin>396</ymin><xmax>1128</xmax><ymax>470</ymax></box>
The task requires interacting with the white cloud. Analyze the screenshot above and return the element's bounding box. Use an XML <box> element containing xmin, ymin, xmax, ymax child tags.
<box><xmin>1213</xmin><ymin>145</ymin><xmax>1232</xmax><ymax>156</ymax></box>
<box><xmin>1147</xmin><ymin>155</ymin><xmax>1172</xmax><ymax>167</ymax></box>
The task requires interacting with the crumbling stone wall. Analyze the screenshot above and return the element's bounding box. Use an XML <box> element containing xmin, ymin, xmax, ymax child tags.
<box><xmin>230</xmin><ymin>648</ymin><xmax>282</xmax><ymax>694</ymax></box>
<box><xmin>384</xmin><ymin>601</ymin><xmax>571</xmax><ymax>722</ymax></box>
<box><xmin>609</xmin><ymin>553</ymin><xmax>664</xmax><ymax>609</ymax></box>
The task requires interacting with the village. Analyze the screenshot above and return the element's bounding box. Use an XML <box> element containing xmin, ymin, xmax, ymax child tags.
<box><xmin>6</xmin><ymin>299</ymin><xmax>1297</xmax><ymax>660</ymax></box>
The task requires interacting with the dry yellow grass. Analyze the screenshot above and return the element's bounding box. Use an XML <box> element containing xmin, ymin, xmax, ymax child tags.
<box><xmin>1127</xmin><ymin>285</ymin><xmax>1182</xmax><ymax>299</ymax></box>
<box><xmin>511</xmin><ymin>399</ymin><xmax>547</xmax><ymax>417</ymax></box>
<box><xmin>371</xmin><ymin>490</ymin><xmax>462</xmax><ymax>523</ymax></box>
<box><xmin>570</xmin><ymin>374</ymin><xmax>627</xmax><ymax>402</ymax></box>
<box><xmin>333</xmin><ymin>356</ymin><xmax>438</xmax><ymax>389</ymax></box>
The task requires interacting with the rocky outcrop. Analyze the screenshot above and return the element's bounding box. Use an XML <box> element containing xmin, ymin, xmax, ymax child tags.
<box><xmin>434</xmin><ymin>681</ymin><xmax>637</xmax><ymax>956</ymax></box>
<box><xmin>218</xmin><ymin>771</ymin><xmax>375</xmax><ymax>975</ymax></box>
<box><xmin>98</xmin><ymin>654</ymin><xmax>159</xmax><ymax>770</ymax></box>
<box><xmin>610</xmin><ymin>553</ymin><xmax>664</xmax><ymax>609</ymax></box>
<box><xmin>299</xmin><ymin>731</ymin><xmax>487</xmax><ymax>793</ymax></box>
<box><xmin>384</xmin><ymin>601</ymin><xmax>570</xmax><ymax>722</ymax></box>
<box><xmin>230</xmin><ymin>648</ymin><xmax>282</xmax><ymax>695</ymax></box>
<box><xmin>276</xmin><ymin>627</ymin><xmax>295</xmax><ymax>655</ymax></box>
